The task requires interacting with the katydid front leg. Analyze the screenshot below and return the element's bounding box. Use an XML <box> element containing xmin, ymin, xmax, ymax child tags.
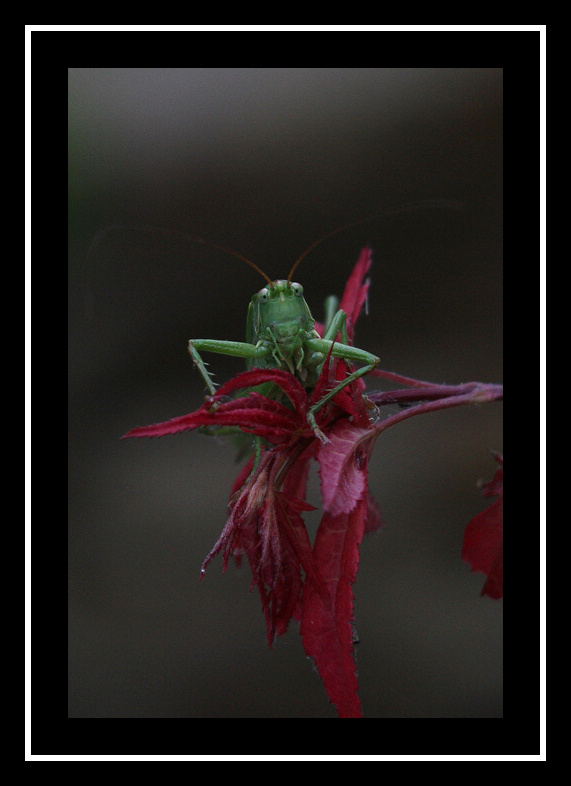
<box><xmin>306</xmin><ymin>338</ymin><xmax>379</xmax><ymax>437</ymax></box>
<box><xmin>188</xmin><ymin>339</ymin><xmax>270</xmax><ymax>395</ymax></box>
<box><xmin>306</xmin><ymin>306</ymin><xmax>379</xmax><ymax>439</ymax></box>
<box><xmin>322</xmin><ymin>295</ymin><xmax>340</xmax><ymax>336</ymax></box>
<box><xmin>321</xmin><ymin>303</ymin><xmax>350</xmax><ymax>344</ymax></box>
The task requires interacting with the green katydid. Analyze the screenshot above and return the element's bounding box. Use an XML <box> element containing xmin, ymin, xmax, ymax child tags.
<box><xmin>188</xmin><ymin>232</ymin><xmax>380</xmax><ymax>443</ymax></box>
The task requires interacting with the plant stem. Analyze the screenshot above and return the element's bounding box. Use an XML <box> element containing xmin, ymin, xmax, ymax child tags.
<box><xmin>367</xmin><ymin>379</ymin><xmax>503</xmax><ymax>435</ymax></box>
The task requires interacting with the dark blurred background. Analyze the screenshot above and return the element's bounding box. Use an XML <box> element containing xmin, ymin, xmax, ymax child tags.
<box><xmin>68</xmin><ymin>67</ymin><xmax>502</xmax><ymax>718</ymax></box>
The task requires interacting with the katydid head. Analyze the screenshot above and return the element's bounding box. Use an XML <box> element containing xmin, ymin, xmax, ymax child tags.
<box><xmin>198</xmin><ymin>237</ymin><xmax>313</xmax><ymax>345</ymax></box>
<box><xmin>251</xmin><ymin>279</ymin><xmax>309</xmax><ymax>323</ymax></box>
<box><xmin>254</xmin><ymin>280</ymin><xmax>304</xmax><ymax>303</ymax></box>
<box><xmin>247</xmin><ymin>278</ymin><xmax>315</xmax><ymax>350</ymax></box>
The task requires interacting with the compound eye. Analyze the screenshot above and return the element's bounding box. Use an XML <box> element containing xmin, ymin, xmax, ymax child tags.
<box><xmin>258</xmin><ymin>287</ymin><xmax>270</xmax><ymax>303</ymax></box>
<box><xmin>291</xmin><ymin>283</ymin><xmax>303</xmax><ymax>297</ymax></box>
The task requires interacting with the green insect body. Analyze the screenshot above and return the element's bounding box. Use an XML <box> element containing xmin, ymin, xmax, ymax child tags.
<box><xmin>246</xmin><ymin>280</ymin><xmax>324</xmax><ymax>384</ymax></box>
<box><xmin>188</xmin><ymin>273</ymin><xmax>379</xmax><ymax>443</ymax></box>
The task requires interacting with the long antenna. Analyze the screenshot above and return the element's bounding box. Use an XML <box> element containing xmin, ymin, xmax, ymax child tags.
<box><xmin>84</xmin><ymin>225</ymin><xmax>275</xmax><ymax>285</ymax></box>
<box><xmin>287</xmin><ymin>216</ymin><xmax>378</xmax><ymax>284</ymax></box>
<box><xmin>194</xmin><ymin>237</ymin><xmax>273</xmax><ymax>286</ymax></box>
<box><xmin>287</xmin><ymin>199</ymin><xmax>463</xmax><ymax>283</ymax></box>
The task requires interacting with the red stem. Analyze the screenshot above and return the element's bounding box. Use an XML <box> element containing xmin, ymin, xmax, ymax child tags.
<box><xmin>367</xmin><ymin>381</ymin><xmax>503</xmax><ymax>435</ymax></box>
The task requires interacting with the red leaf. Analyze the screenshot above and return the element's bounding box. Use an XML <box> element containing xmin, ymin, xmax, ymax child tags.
<box><xmin>462</xmin><ymin>455</ymin><xmax>503</xmax><ymax>599</ymax></box>
<box><xmin>339</xmin><ymin>246</ymin><xmax>373</xmax><ymax>341</ymax></box>
<box><xmin>201</xmin><ymin>447</ymin><xmax>325</xmax><ymax>645</ymax></box>
<box><xmin>218</xmin><ymin>368</ymin><xmax>309</xmax><ymax>416</ymax></box>
<box><xmin>122</xmin><ymin>410</ymin><xmax>213</xmax><ymax>439</ymax></box>
<box><xmin>318</xmin><ymin>420</ymin><xmax>377</xmax><ymax>516</ymax></box>
<box><xmin>123</xmin><ymin>368</ymin><xmax>308</xmax><ymax>444</ymax></box>
<box><xmin>249</xmin><ymin>489</ymin><xmax>313</xmax><ymax>643</ymax></box>
<box><xmin>300</xmin><ymin>497</ymin><xmax>368</xmax><ymax>718</ymax></box>
<box><xmin>313</xmin><ymin>247</ymin><xmax>372</xmax><ymax>343</ymax></box>
<box><xmin>298</xmin><ymin>415</ymin><xmax>381</xmax><ymax>716</ymax></box>
<box><xmin>125</xmin><ymin>247</ymin><xmax>505</xmax><ymax>716</ymax></box>
<box><xmin>365</xmin><ymin>492</ymin><xmax>384</xmax><ymax>534</ymax></box>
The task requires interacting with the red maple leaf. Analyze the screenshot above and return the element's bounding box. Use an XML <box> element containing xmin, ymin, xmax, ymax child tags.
<box><xmin>302</xmin><ymin>420</ymin><xmax>380</xmax><ymax>717</ymax></box>
<box><xmin>124</xmin><ymin>247</ymin><xmax>503</xmax><ymax>717</ymax></box>
<box><xmin>125</xmin><ymin>363</ymin><xmax>375</xmax><ymax>716</ymax></box>
<box><xmin>462</xmin><ymin>454</ymin><xmax>503</xmax><ymax>599</ymax></box>
<box><xmin>124</xmin><ymin>250</ymin><xmax>378</xmax><ymax>717</ymax></box>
